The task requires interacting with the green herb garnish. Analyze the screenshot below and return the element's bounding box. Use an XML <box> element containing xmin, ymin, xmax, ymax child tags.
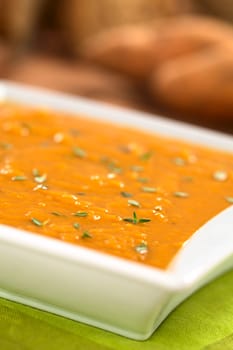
<box><xmin>137</xmin><ymin>177</ymin><xmax>149</xmax><ymax>183</ymax></box>
<box><xmin>73</xmin><ymin>147</ymin><xmax>86</xmax><ymax>158</ymax></box>
<box><xmin>73</xmin><ymin>211</ymin><xmax>88</xmax><ymax>217</ymax></box>
<box><xmin>173</xmin><ymin>191</ymin><xmax>189</xmax><ymax>198</ymax></box>
<box><xmin>31</xmin><ymin>218</ymin><xmax>44</xmax><ymax>227</ymax></box>
<box><xmin>69</xmin><ymin>129</ymin><xmax>80</xmax><ymax>137</ymax></box>
<box><xmin>51</xmin><ymin>211</ymin><xmax>65</xmax><ymax>217</ymax></box>
<box><xmin>108</xmin><ymin>163</ymin><xmax>122</xmax><ymax>174</ymax></box>
<box><xmin>130</xmin><ymin>165</ymin><xmax>144</xmax><ymax>173</ymax></box>
<box><xmin>135</xmin><ymin>242</ymin><xmax>148</xmax><ymax>254</ymax></box>
<box><xmin>12</xmin><ymin>175</ymin><xmax>27</xmax><ymax>181</ymax></box>
<box><xmin>21</xmin><ymin>122</ymin><xmax>31</xmax><ymax>130</ymax></box>
<box><xmin>225</xmin><ymin>196</ymin><xmax>233</xmax><ymax>204</ymax></box>
<box><xmin>34</xmin><ymin>174</ymin><xmax>47</xmax><ymax>184</ymax></box>
<box><xmin>82</xmin><ymin>231</ymin><xmax>92</xmax><ymax>239</ymax></box>
<box><xmin>101</xmin><ymin>156</ymin><xmax>122</xmax><ymax>174</ymax></box>
<box><xmin>182</xmin><ymin>176</ymin><xmax>193</xmax><ymax>182</ymax></box>
<box><xmin>123</xmin><ymin>211</ymin><xmax>151</xmax><ymax>224</ymax></box>
<box><xmin>173</xmin><ymin>157</ymin><xmax>186</xmax><ymax>166</ymax></box>
<box><xmin>73</xmin><ymin>223</ymin><xmax>80</xmax><ymax>230</ymax></box>
<box><xmin>213</xmin><ymin>170</ymin><xmax>228</xmax><ymax>182</ymax></box>
<box><xmin>32</xmin><ymin>168</ymin><xmax>40</xmax><ymax>177</ymax></box>
<box><xmin>120</xmin><ymin>191</ymin><xmax>132</xmax><ymax>198</ymax></box>
<box><xmin>140</xmin><ymin>152</ymin><xmax>153</xmax><ymax>161</ymax></box>
<box><xmin>141</xmin><ymin>186</ymin><xmax>157</xmax><ymax>193</ymax></box>
<box><xmin>128</xmin><ymin>199</ymin><xmax>140</xmax><ymax>208</ymax></box>
<box><xmin>33</xmin><ymin>184</ymin><xmax>48</xmax><ymax>190</ymax></box>
<box><xmin>0</xmin><ymin>142</ymin><xmax>12</xmax><ymax>150</ymax></box>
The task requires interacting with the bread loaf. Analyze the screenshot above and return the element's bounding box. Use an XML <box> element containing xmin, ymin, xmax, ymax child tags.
<box><xmin>150</xmin><ymin>46</ymin><xmax>233</xmax><ymax>121</ymax></box>
<box><xmin>59</xmin><ymin>0</ymin><xmax>194</xmax><ymax>54</ymax></box>
<box><xmin>81</xmin><ymin>16</ymin><xmax>233</xmax><ymax>80</ymax></box>
<box><xmin>0</xmin><ymin>0</ymin><xmax>45</xmax><ymax>47</ymax></box>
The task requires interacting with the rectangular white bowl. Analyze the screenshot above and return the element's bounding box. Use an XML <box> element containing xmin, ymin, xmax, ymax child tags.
<box><xmin>0</xmin><ymin>81</ymin><xmax>232</xmax><ymax>340</ymax></box>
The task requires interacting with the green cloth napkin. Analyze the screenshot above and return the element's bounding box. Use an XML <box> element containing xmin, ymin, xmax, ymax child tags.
<box><xmin>0</xmin><ymin>269</ymin><xmax>233</xmax><ymax>350</ymax></box>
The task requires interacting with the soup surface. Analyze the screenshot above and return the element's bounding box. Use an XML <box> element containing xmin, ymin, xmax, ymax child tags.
<box><xmin>0</xmin><ymin>102</ymin><xmax>233</xmax><ymax>269</ymax></box>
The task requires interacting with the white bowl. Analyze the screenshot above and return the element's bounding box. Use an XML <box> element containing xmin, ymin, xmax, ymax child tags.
<box><xmin>0</xmin><ymin>81</ymin><xmax>232</xmax><ymax>340</ymax></box>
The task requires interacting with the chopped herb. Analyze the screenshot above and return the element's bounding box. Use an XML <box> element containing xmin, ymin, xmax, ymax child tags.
<box><xmin>225</xmin><ymin>196</ymin><xmax>233</xmax><ymax>204</ymax></box>
<box><xmin>73</xmin><ymin>223</ymin><xmax>80</xmax><ymax>230</ymax></box>
<box><xmin>51</xmin><ymin>211</ymin><xmax>65</xmax><ymax>217</ymax></box>
<box><xmin>120</xmin><ymin>191</ymin><xmax>132</xmax><ymax>198</ymax></box>
<box><xmin>34</xmin><ymin>174</ymin><xmax>47</xmax><ymax>184</ymax></box>
<box><xmin>137</xmin><ymin>177</ymin><xmax>149</xmax><ymax>183</ymax></box>
<box><xmin>138</xmin><ymin>218</ymin><xmax>151</xmax><ymax>223</ymax></box>
<box><xmin>118</xmin><ymin>145</ymin><xmax>130</xmax><ymax>154</ymax></box>
<box><xmin>33</xmin><ymin>184</ymin><xmax>48</xmax><ymax>191</ymax></box>
<box><xmin>182</xmin><ymin>176</ymin><xmax>193</xmax><ymax>182</ymax></box>
<box><xmin>101</xmin><ymin>156</ymin><xmax>122</xmax><ymax>174</ymax></box>
<box><xmin>21</xmin><ymin>122</ymin><xmax>31</xmax><ymax>130</ymax></box>
<box><xmin>128</xmin><ymin>199</ymin><xmax>140</xmax><ymax>208</ymax></box>
<box><xmin>69</xmin><ymin>129</ymin><xmax>80</xmax><ymax>137</ymax></box>
<box><xmin>109</xmin><ymin>166</ymin><xmax>122</xmax><ymax>174</ymax></box>
<box><xmin>130</xmin><ymin>165</ymin><xmax>144</xmax><ymax>172</ymax></box>
<box><xmin>123</xmin><ymin>211</ymin><xmax>151</xmax><ymax>224</ymax></box>
<box><xmin>82</xmin><ymin>231</ymin><xmax>92</xmax><ymax>239</ymax></box>
<box><xmin>73</xmin><ymin>147</ymin><xmax>86</xmax><ymax>158</ymax></box>
<box><xmin>73</xmin><ymin>211</ymin><xmax>88</xmax><ymax>217</ymax></box>
<box><xmin>108</xmin><ymin>163</ymin><xmax>122</xmax><ymax>174</ymax></box>
<box><xmin>123</xmin><ymin>218</ymin><xmax>135</xmax><ymax>224</ymax></box>
<box><xmin>100</xmin><ymin>156</ymin><xmax>109</xmax><ymax>163</ymax></box>
<box><xmin>140</xmin><ymin>152</ymin><xmax>153</xmax><ymax>161</ymax></box>
<box><xmin>213</xmin><ymin>170</ymin><xmax>228</xmax><ymax>182</ymax></box>
<box><xmin>32</xmin><ymin>168</ymin><xmax>40</xmax><ymax>177</ymax></box>
<box><xmin>142</xmin><ymin>186</ymin><xmax>157</xmax><ymax>193</ymax></box>
<box><xmin>12</xmin><ymin>175</ymin><xmax>27</xmax><ymax>181</ymax></box>
<box><xmin>154</xmin><ymin>205</ymin><xmax>162</xmax><ymax>211</ymax></box>
<box><xmin>173</xmin><ymin>157</ymin><xmax>186</xmax><ymax>166</ymax></box>
<box><xmin>0</xmin><ymin>142</ymin><xmax>12</xmax><ymax>150</ymax></box>
<box><xmin>173</xmin><ymin>191</ymin><xmax>189</xmax><ymax>198</ymax></box>
<box><xmin>31</xmin><ymin>218</ymin><xmax>44</xmax><ymax>227</ymax></box>
<box><xmin>135</xmin><ymin>242</ymin><xmax>148</xmax><ymax>254</ymax></box>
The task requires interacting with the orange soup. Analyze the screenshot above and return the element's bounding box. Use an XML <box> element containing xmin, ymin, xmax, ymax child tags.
<box><xmin>0</xmin><ymin>102</ymin><xmax>233</xmax><ymax>269</ymax></box>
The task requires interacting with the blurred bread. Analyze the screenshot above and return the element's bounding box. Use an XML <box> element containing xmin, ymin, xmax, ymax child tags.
<box><xmin>0</xmin><ymin>0</ymin><xmax>45</xmax><ymax>47</ymax></box>
<box><xmin>198</xmin><ymin>0</ymin><xmax>233</xmax><ymax>23</ymax></box>
<box><xmin>81</xmin><ymin>16</ymin><xmax>233</xmax><ymax>80</ymax></box>
<box><xmin>59</xmin><ymin>0</ymin><xmax>195</xmax><ymax>54</ymax></box>
<box><xmin>150</xmin><ymin>46</ymin><xmax>233</xmax><ymax>121</ymax></box>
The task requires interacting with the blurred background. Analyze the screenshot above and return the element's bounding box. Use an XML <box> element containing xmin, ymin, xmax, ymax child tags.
<box><xmin>0</xmin><ymin>0</ymin><xmax>232</xmax><ymax>132</ymax></box>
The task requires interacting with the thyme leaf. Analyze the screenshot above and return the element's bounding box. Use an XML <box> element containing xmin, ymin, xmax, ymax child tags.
<box><xmin>173</xmin><ymin>191</ymin><xmax>189</xmax><ymax>198</ymax></box>
<box><xmin>0</xmin><ymin>142</ymin><xmax>12</xmax><ymax>150</ymax></box>
<box><xmin>135</xmin><ymin>242</ymin><xmax>148</xmax><ymax>254</ymax></box>
<box><xmin>12</xmin><ymin>175</ymin><xmax>27</xmax><ymax>181</ymax></box>
<box><xmin>82</xmin><ymin>231</ymin><xmax>92</xmax><ymax>239</ymax></box>
<box><xmin>120</xmin><ymin>191</ymin><xmax>132</xmax><ymax>198</ymax></box>
<box><xmin>73</xmin><ymin>211</ymin><xmax>88</xmax><ymax>217</ymax></box>
<box><xmin>140</xmin><ymin>152</ymin><xmax>153</xmax><ymax>161</ymax></box>
<box><xmin>142</xmin><ymin>186</ymin><xmax>157</xmax><ymax>193</ymax></box>
<box><xmin>128</xmin><ymin>199</ymin><xmax>140</xmax><ymax>208</ymax></box>
<box><xmin>137</xmin><ymin>177</ymin><xmax>149</xmax><ymax>183</ymax></box>
<box><xmin>225</xmin><ymin>196</ymin><xmax>233</xmax><ymax>204</ymax></box>
<box><xmin>31</xmin><ymin>218</ymin><xmax>45</xmax><ymax>227</ymax></box>
<box><xmin>51</xmin><ymin>211</ymin><xmax>66</xmax><ymax>217</ymax></box>
<box><xmin>130</xmin><ymin>165</ymin><xmax>144</xmax><ymax>173</ymax></box>
<box><xmin>213</xmin><ymin>170</ymin><xmax>228</xmax><ymax>182</ymax></box>
<box><xmin>123</xmin><ymin>211</ymin><xmax>151</xmax><ymax>224</ymax></box>
<box><xmin>73</xmin><ymin>147</ymin><xmax>86</xmax><ymax>158</ymax></box>
<box><xmin>73</xmin><ymin>223</ymin><xmax>80</xmax><ymax>230</ymax></box>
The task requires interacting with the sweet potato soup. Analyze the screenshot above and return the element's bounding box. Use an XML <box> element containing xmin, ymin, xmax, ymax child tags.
<box><xmin>0</xmin><ymin>102</ymin><xmax>233</xmax><ymax>269</ymax></box>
